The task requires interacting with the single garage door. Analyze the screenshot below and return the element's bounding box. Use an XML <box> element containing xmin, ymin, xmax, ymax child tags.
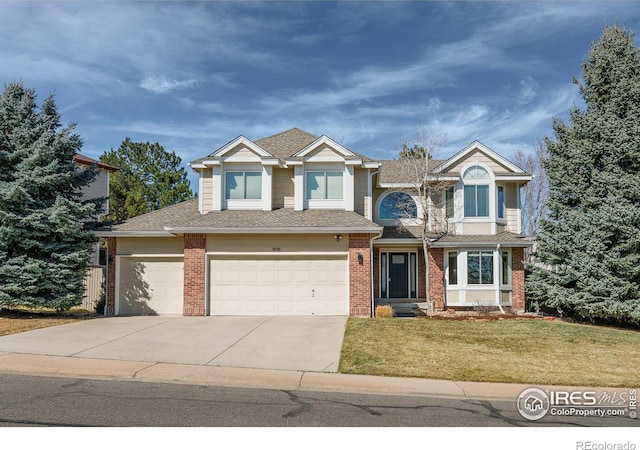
<box><xmin>209</xmin><ymin>254</ymin><xmax>348</xmax><ymax>315</ymax></box>
<box><xmin>118</xmin><ymin>257</ymin><xmax>184</xmax><ymax>315</ymax></box>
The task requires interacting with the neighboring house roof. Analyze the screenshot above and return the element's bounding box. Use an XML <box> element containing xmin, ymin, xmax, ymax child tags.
<box><xmin>97</xmin><ymin>198</ymin><xmax>382</xmax><ymax>236</ymax></box>
<box><xmin>74</xmin><ymin>153</ymin><xmax>118</xmax><ymax>172</ymax></box>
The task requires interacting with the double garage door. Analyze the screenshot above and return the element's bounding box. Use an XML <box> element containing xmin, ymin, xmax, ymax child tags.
<box><xmin>117</xmin><ymin>254</ymin><xmax>348</xmax><ymax>316</ymax></box>
<box><xmin>209</xmin><ymin>255</ymin><xmax>348</xmax><ymax>316</ymax></box>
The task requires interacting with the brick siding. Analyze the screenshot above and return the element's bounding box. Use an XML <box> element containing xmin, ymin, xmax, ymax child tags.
<box><xmin>512</xmin><ymin>247</ymin><xmax>525</xmax><ymax>311</ymax></box>
<box><xmin>183</xmin><ymin>233</ymin><xmax>206</xmax><ymax>316</ymax></box>
<box><xmin>428</xmin><ymin>247</ymin><xmax>445</xmax><ymax>309</ymax></box>
<box><xmin>106</xmin><ymin>237</ymin><xmax>117</xmax><ymax>315</ymax></box>
<box><xmin>349</xmin><ymin>233</ymin><xmax>372</xmax><ymax>317</ymax></box>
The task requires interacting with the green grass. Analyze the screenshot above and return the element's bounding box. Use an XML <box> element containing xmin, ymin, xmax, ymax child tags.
<box><xmin>339</xmin><ymin>317</ymin><xmax>640</xmax><ymax>387</ymax></box>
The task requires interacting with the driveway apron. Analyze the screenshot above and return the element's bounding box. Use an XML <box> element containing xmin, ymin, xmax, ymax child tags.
<box><xmin>0</xmin><ymin>316</ymin><xmax>347</xmax><ymax>373</ymax></box>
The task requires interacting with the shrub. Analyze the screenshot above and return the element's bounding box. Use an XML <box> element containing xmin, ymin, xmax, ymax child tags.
<box><xmin>375</xmin><ymin>305</ymin><xmax>395</xmax><ymax>318</ymax></box>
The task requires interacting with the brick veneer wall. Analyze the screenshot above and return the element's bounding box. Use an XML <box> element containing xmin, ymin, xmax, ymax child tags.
<box><xmin>106</xmin><ymin>237</ymin><xmax>117</xmax><ymax>315</ymax></box>
<box><xmin>512</xmin><ymin>247</ymin><xmax>526</xmax><ymax>311</ymax></box>
<box><xmin>428</xmin><ymin>247</ymin><xmax>445</xmax><ymax>309</ymax></box>
<box><xmin>372</xmin><ymin>248</ymin><xmax>380</xmax><ymax>299</ymax></box>
<box><xmin>349</xmin><ymin>233</ymin><xmax>372</xmax><ymax>317</ymax></box>
<box><xmin>183</xmin><ymin>233</ymin><xmax>206</xmax><ymax>316</ymax></box>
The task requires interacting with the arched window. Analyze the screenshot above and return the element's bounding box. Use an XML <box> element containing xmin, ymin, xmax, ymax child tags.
<box><xmin>379</xmin><ymin>192</ymin><xmax>417</xmax><ymax>220</ymax></box>
<box><xmin>463</xmin><ymin>165</ymin><xmax>490</xmax><ymax>180</ymax></box>
<box><xmin>462</xmin><ymin>165</ymin><xmax>491</xmax><ymax>217</ymax></box>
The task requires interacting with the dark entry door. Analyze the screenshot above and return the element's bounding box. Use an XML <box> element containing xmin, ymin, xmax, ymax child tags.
<box><xmin>389</xmin><ymin>253</ymin><xmax>409</xmax><ymax>298</ymax></box>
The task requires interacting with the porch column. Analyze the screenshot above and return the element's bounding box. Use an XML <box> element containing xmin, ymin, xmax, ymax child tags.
<box><xmin>428</xmin><ymin>248</ymin><xmax>445</xmax><ymax>309</ymax></box>
<box><xmin>183</xmin><ymin>233</ymin><xmax>206</xmax><ymax>316</ymax></box>
<box><xmin>512</xmin><ymin>247</ymin><xmax>526</xmax><ymax>311</ymax></box>
<box><xmin>349</xmin><ymin>233</ymin><xmax>372</xmax><ymax>317</ymax></box>
<box><xmin>106</xmin><ymin>237</ymin><xmax>117</xmax><ymax>316</ymax></box>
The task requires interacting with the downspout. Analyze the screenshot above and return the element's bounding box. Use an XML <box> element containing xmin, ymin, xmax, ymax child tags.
<box><xmin>370</xmin><ymin>228</ymin><xmax>384</xmax><ymax>317</ymax></box>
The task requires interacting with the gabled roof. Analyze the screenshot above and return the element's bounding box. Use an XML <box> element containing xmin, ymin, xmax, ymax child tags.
<box><xmin>74</xmin><ymin>153</ymin><xmax>118</xmax><ymax>172</ymax></box>
<box><xmin>190</xmin><ymin>128</ymin><xmax>376</xmax><ymax>167</ymax></box>
<box><xmin>433</xmin><ymin>140</ymin><xmax>525</xmax><ymax>174</ymax></box>
<box><xmin>254</xmin><ymin>128</ymin><xmax>319</xmax><ymax>162</ymax></box>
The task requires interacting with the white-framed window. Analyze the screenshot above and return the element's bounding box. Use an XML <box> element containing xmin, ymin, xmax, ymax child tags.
<box><xmin>306</xmin><ymin>171</ymin><xmax>343</xmax><ymax>200</ymax></box>
<box><xmin>467</xmin><ymin>251</ymin><xmax>494</xmax><ymax>285</ymax></box>
<box><xmin>225</xmin><ymin>171</ymin><xmax>262</xmax><ymax>200</ymax></box>
<box><xmin>448</xmin><ymin>251</ymin><xmax>458</xmax><ymax>285</ymax></box>
<box><xmin>445</xmin><ymin>186</ymin><xmax>455</xmax><ymax>219</ymax></box>
<box><xmin>501</xmin><ymin>250</ymin><xmax>511</xmax><ymax>286</ymax></box>
<box><xmin>497</xmin><ymin>185</ymin><xmax>505</xmax><ymax>220</ymax></box>
<box><xmin>463</xmin><ymin>165</ymin><xmax>491</xmax><ymax>218</ymax></box>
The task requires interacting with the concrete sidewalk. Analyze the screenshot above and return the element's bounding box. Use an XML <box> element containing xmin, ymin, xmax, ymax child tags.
<box><xmin>0</xmin><ymin>351</ymin><xmax>533</xmax><ymax>401</ymax></box>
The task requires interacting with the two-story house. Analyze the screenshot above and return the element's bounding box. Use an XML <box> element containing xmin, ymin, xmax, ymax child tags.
<box><xmin>97</xmin><ymin>128</ymin><xmax>531</xmax><ymax>317</ymax></box>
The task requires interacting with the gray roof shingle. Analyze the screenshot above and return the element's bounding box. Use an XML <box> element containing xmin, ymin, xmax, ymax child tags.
<box><xmin>378</xmin><ymin>159</ymin><xmax>446</xmax><ymax>185</ymax></box>
<box><xmin>98</xmin><ymin>199</ymin><xmax>381</xmax><ymax>234</ymax></box>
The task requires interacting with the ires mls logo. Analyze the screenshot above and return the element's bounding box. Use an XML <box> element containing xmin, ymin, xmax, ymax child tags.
<box><xmin>517</xmin><ymin>387</ymin><xmax>638</xmax><ymax>421</ymax></box>
<box><xmin>517</xmin><ymin>387</ymin><xmax>550</xmax><ymax>420</ymax></box>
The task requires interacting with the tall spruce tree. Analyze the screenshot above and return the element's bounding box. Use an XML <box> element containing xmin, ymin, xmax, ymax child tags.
<box><xmin>0</xmin><ymin>82</ymin><xmax>101</xmax><ymax>311</ymax></box>
<box><xmin>100</xmin><ymin>139</ymin><xmax>193</xmax><ymax>223</ymax></box>
<box><xmin>527</xmin><ymin>25</ymin><xmax>640</xmax><ymax>326</ymax></box>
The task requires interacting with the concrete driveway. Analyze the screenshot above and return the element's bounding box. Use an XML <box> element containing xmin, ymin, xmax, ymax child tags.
<box><xmin>0</xmin><ymin>316</ymin><xmax>347</xmax><ymax>372</ymax></box>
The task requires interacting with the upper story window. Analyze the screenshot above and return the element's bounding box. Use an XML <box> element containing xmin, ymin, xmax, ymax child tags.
<box><xmin>497</xmin><ymin>185</ymin><xmax>505</xmax><ymax>219</ymax></box>
<box><xmin>463</xmin><ymin>165</ymin><xmax>490</xmax><ymax>218</ymax></box>
<box><xmin>445</xmin><ymin>186</ymin><xmax>454</xmax><ymax>219</ymax></box>
<box><xmin>225</xmin><ymin>171</ymin><xmax>262</xmax><ymax>200</ymax></box>
<box><xmin>380</xmin><ymin>192</ymin><xmax>417</xmax><ymax>219</ymax></box>
<box><xmin>306</xmin><ymin>171</ymin><xmax>343</xmax><ymax>200</ymax></box>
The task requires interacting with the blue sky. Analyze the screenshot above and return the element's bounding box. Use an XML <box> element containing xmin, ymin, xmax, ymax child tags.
<box><xmin>2</xmin><ymin>1</ymin><xmax>640</xmax><ymax>190</ymax></box>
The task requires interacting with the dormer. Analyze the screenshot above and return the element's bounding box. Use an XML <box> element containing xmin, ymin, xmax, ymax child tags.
<box><xmin>285</xmin><ymin>135</ymin><xmax>375</xmax><ymax>212</ymax></box>
<box><xmin>190</xmin><ymin>136</ymin><xmax>280</xmax><ymax>213</ymax></box>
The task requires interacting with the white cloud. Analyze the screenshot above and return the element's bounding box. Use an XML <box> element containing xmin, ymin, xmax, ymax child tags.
<box><xmin>139</xmin><ymin>75</ymin><xmax>198</xmax><ymax>94</ymax></box>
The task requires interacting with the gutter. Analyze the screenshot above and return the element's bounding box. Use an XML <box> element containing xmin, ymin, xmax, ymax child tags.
<box><xmin>164</xmin><ymin>226</ymin><xmax>383</xmax><ymax>235</ymax></box>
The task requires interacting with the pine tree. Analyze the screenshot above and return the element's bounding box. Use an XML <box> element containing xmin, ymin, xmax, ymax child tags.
<box><xmin>0</xmin><ymin>82</ymin><xmax>101</xmax><ymax>311</ymax></box>
<box><xmin>527</xmin><ymin>25</ymin><xmax>640</xmax><ymax>326</ymax></box>
<box><xmin>100</xmin><ymin>139</ymin><xmax>194</xmax><ymax>223</ymax></box>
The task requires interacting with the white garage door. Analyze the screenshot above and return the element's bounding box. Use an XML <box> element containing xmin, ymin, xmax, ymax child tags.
<box><xmin>209</xmin><ymin>255</ymin><xmax>348</xmax><ymax>316</ymax></box>
<box><xmin>118</xmin><ymin>257</ymin><xmax>184</xmax><ymax>315</ymax></box>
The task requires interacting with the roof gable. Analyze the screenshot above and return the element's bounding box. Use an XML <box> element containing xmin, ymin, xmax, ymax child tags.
<box><xmin>434</xmin><ymin>140</ymin><xmax>525</xmax><ymax>174</ymax></box>
<box><xmin>211</xmin><ymin>135</ymin><xmax>272</xmax><ymax>159</ymax></box>
<box><xmin>293</xmin><ymin>135</ymin><xmax>357</xmax><ymax>159</ymax></box>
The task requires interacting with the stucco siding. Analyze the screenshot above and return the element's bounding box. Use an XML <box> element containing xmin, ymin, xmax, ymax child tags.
<box><xmin>206</xmin><ymin>234</ymin><xmax>348</xmax><ymax>253</ymax></box>
<box><xmin>462</xmin><ymin>222</ymin><xmax>492</xmax><ymax>234</ymax></box>
<box><xmin>117</xmin><ymin>237</ymin><xmax>184</xmax><ymax>255</ymax></box>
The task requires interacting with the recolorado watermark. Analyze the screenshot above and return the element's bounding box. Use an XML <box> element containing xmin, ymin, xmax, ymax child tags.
<box><xmin>516</xmin><ymin>387</ymin><xmax>637</xmax><ymax>421</ymax></box>
<box><xmin>576</xmin><ymin>442</ymin><xmax>636</xmax><ymax>450</ymax></box>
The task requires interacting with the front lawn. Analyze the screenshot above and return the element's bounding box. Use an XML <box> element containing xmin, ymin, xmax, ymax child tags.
<box><xmin>339</xmin><ymin>317</ymin><xmax>640</xmax><ymax>387</ymax></box>
<box><xmin>0</xmin><ymin>308</ymin><xmax>86</xmax><ymax>337</ymax></box>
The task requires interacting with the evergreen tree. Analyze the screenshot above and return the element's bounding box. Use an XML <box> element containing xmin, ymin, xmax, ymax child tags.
<box><xmin>100</xmin><ymin>139</ymin><xmax>193</xmax><ymax>222</ymax></box>
<box><xmin>0</xmin><ymin>82</ymin><xmax>101</xmax><ymax>310</ymax></box>
<box><xmin>527</xmin><ymin>25</ymin><xmax>640</xmax><ymax>326</ymax></box>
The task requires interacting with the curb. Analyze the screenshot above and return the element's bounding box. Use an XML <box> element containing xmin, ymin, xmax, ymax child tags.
<box><xmin>0</xmin><ymin>353</ymin><xmax>629</xmax><ymax>402</ymax></box>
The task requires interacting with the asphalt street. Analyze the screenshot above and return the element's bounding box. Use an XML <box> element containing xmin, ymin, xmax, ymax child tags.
<box><xmin>0</xmin><ymin>374</ymin><xmax>637</xmax><ymax>428</ymax></box>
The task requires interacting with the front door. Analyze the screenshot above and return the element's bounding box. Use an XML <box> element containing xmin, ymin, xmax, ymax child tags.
<box><xmin>388</xmin><ymin>253</ymin><xmax>409</xmax><ymax>298</ymax></box>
